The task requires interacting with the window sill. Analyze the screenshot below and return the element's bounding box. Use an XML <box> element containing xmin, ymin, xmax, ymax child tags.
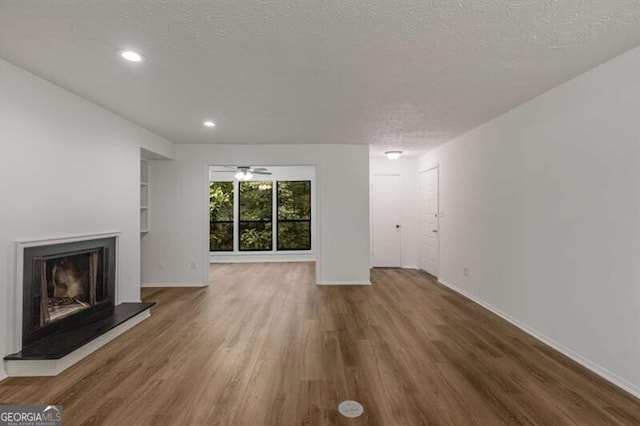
<box><xmin>209</xmin><ymin>251</ymin><xmax>315</xmax><ymax>264</ymax></box>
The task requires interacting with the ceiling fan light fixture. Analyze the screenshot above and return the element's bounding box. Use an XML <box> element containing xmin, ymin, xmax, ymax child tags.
<box><xmin>385</xmin><ymin>150</ymin><xmax>403</xmax><ymax>160</ymax></box>
<box><xmin>235</xmin><ymin>167</ymin><xmax>253</xmax><ymax>181</ymax></box>
<box><xmin>230</xmin><ymin>166</ymin><xmax>270</xmax><ymax>180</ymax></box>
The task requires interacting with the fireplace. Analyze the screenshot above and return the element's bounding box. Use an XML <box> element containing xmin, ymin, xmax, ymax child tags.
<box><xmin>21</xmin><ymin>236</ymin><xmax>116</xmax><ymax>347</ymax></box>
<box><xmin>4</xmin><ymin>233</ymin><xmax>155</xmax><ymax>376</ymax></box>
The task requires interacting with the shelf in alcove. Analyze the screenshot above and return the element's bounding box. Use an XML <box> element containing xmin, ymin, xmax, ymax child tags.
<box><xmin>140</xmin><ymin>159</ymin><xmax>150</xmax><ymax>238</ymax></box>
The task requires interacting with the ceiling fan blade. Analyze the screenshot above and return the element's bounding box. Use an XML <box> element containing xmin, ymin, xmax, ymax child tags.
<box><xmin>252</xmin><ymin>171</ymin><xmax>272</xmax><ymax>175</ymax></box>
<box><xmin>249</xmin><ymin>167</ymin><xmax>268</xmax><ymax>172</ymax></box>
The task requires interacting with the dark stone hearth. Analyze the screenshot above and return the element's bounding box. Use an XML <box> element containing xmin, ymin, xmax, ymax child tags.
<box><xmin>5</xmin><ymin>302</ymin><xmax>154</xmax><ymax>360</ymax></box>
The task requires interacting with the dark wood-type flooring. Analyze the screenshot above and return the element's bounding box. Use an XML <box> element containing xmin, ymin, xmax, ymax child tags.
<box><xmin>1</xmin><ymin>263</ymin><xmax>639</xmax><ymax>425</ymax></box>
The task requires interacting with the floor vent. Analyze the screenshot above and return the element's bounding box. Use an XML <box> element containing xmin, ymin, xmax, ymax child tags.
<box><xmin>338</xmin><ymin>400</ymin><xmax>364</xmax><ymax>418</ymax></box>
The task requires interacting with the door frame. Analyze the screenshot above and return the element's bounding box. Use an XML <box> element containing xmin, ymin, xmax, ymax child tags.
<box><xmin>370</xmin><ymin>173</ymin><xmax>403</xmax><ymax>267</ymax></box>
<box><xmin>418</xmin><ymin>164</ymin><xmax>439</xmax><ymax>277</ymax></box>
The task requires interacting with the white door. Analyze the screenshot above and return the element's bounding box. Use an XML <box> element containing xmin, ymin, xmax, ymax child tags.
<box><xmin>372</xmin><ymin>174</ymin><xmax>402</xmax><ymax>267</ymax></box>
<box><xmin>419</xmin><ymin>167</ymin><xmax>439</xmax><ymax>276</ymax></box>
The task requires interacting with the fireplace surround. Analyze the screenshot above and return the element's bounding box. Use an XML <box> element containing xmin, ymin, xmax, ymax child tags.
<box><xmin>21</xmin><ymin>236</ymin><xmax>116</xmax><ymax>347</ymax></box>
<box><xmin>5</xmin><ymin>232</ymin><xmax>154</xmax><ymax>376</ymax></box>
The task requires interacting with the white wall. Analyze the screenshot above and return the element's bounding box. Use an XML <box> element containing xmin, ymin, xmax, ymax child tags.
<box><xmin>419</xmin><ymin>45</ymin><xmax>640</xmax><ymax>395</ymax></box>
<box><xmin>369</xmin><ymin>158</ymin><xmax>419</xmax><ymax>268</ymax></box>
<box><xmin>0</xmin><ymin>59</ymin><xmax>174</xmax><ymax>379</ymax></box>
<box><xmin>141</xmin><ymin>144</ymin><xmax>370</xmax><ymax>286</ymax></box>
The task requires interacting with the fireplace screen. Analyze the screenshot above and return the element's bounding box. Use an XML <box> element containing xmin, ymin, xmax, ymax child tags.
<box><xmin>40</xmin><ymin>250</ymin><xmax>105</xmax><ymax>325</ymax></box>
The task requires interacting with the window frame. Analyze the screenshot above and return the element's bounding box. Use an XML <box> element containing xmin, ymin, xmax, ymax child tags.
<box><xmin>276</xmin><ymin>180</ymin><xmax>312</xmax><ymax>251</ymax></box>
<box><xmin>209</xmin><ymin>181</ymin><xmax>235</xmax><ymax>252</ymax></box>
<box><xmin>238</xmin><ymin>181</ymin><xmax>273</xmax><ymax>252</ymax></box>
<box><xmin>209</xmin><ymin>175</ymin><xmax>313</xmax><ymax>255</ymax></box>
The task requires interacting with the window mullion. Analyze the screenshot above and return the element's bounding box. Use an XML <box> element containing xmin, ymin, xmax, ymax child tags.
<box><xmin>273</xmin><ymin>180</ymin><xmax>278</xmax><ymax>253</ymax></box>
<box><xmin>233</xmin><ymin>179</ymin><xmax>239</xmax><ymax>252</ymax></box>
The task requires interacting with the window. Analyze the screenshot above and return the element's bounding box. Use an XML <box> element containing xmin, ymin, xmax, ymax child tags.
<box><xmin>239</xmin><ymin>181</ymin><xmax>273</xmax><ymax>251</ymax></box>
<box><xmin>209</xmin><ymin>176</ymin><xmax>312</xmax><ymax>253</ymax></box>
<box><xmin>209</xmin><ymin>182</ymin><xmax>234</xmax><ymax>251</ymax></box>
<box><xmin>277</xmin><ymin>181</ymin><xmax>311</xmax><ymax>250</ymax></box>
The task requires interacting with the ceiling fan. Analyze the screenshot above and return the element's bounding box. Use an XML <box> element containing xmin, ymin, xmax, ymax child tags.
<box><xmin>218</xmin><ymin>165</ymin><xmax>272</xmax><ymax>181</ymax></box>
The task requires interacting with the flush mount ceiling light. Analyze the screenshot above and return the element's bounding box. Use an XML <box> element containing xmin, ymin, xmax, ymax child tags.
<box><xmin>385</xmin><ymin>150</ymin><xmax>403</xmax><ymax>160</ymax></box>
<box><xmin>203</xmin><ymin>121</ymin><xmax>216</xmax><ymax>128</ymax></box>
<box><xmin>118</xmin><ymin>50</ymin><xmax>144</xmax><ymax>63</ymax></box>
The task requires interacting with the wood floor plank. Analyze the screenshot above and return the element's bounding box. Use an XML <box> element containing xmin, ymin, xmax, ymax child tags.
<box><xmin>1</xmin><ymin>263</ymin><xmax>639</xmax><ymax>425</ymax></box>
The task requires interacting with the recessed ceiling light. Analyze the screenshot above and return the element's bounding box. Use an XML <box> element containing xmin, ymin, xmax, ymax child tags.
<box><xmin>119</xmin><ymin>50</ymin><xmax>144</xmax><ymax>62</ymax></box>
<box><xmin>203</xmin><ymin>121</ymin><xmax>216</xmax><ymax>128</ymax></box>
<box><xmin>385</xmin><ymin>150</ymin><xmax>403</xmax><ymax>160</ymax></box>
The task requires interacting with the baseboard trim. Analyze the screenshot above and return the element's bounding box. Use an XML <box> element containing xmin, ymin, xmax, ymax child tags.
<box><xmin>402</xmin><ymin>265</ymin><xmax>419</xmax><ymax>270</ymax></box>
<box><xmin>317</xmin><ymin>281</ymin><xmax>371</xmax><ymax>286</ymax></box>
<box><xmin>4</xmin><ymin>310</ymin><xmax>151</xmax><ymax>377</ymax></box>
<box><xmin>437</xmin><ymin>278</ymin><xmax>640</xmax><ymax>399</ymax></box>
<box><xmin>141</xmin><ymin>282</ymin><xmax>208</xmax><ymax>288</ymax></box>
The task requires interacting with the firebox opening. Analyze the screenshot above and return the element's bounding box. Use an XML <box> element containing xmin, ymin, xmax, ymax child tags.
<box><xmin>41</xmin><ymin>249</ymin><xmax>105</xmax><ymax>324</ymax></box>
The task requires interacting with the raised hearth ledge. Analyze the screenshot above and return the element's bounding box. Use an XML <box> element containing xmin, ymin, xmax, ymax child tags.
<box><xmin>4</xmin><ymin>306</ymin><xmax>150</xmax><ymax>377</ymax></box>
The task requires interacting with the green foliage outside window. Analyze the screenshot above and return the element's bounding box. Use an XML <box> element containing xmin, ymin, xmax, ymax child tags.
<box><xmin>239</xmin><ymin>182</ymin><xmax>272</xmax><ymax>220</ymax></box>
<box><xmin>209</xmin><ymin>182</ymin><xmax>234</xmax><ymax>251</ymax></box>
<box><xmin>210</xmin><ymin>179</ymin><xmax>312</xmax><ymax>252</ymax></box>
<box><xmin>278</xmin><ymin>181</ymin><xmax>311</xmax><ymax>220</ymax></box>
<box><xmin>278</xmin><ymin>221</ymin><xmax>311</xmax><ymax>250</ymax></box>
<box><xmin>239</xmin><ymin>182</ymin><xmax>272</xmax><ymax>250</ymax></box>
<box><xmin>239</xmin><ymin>223</ymin><xmax>273</xmax><ymax>250</ymax></box>
<box><xmin>278</xmin><ymin>181</ymin><xmax>311</xmax><ymax>250</ymax></box>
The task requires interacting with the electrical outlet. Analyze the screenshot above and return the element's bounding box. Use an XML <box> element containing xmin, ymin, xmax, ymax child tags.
<box><xmin>190</xmin><ymin>260</ymin><xmax>198</xmax><ymax>270</ymax></box>
<box><xmin>158</xmin><ymin>260</ymin><xmax>165</xmax><ymax>269</ymax></box>
<box><xmin>463</xmin><ymin>265</ymin><xmax>469</xmax><ymax>277</ymax></box>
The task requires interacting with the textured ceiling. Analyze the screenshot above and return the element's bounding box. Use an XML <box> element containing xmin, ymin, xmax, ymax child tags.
<box><xmin>1</xmin><ymin>1</ymin><xmax>640</xmax><ymax>156</ymax></box>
